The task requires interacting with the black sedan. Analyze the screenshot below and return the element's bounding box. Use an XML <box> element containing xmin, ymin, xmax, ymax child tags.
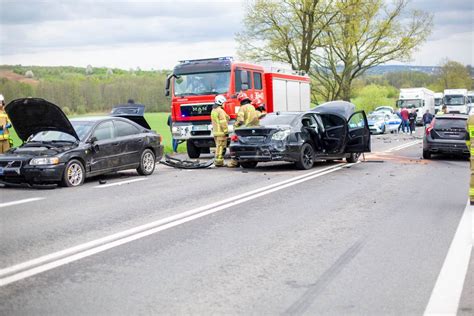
<box><xmin>423</xmin><ymin>114</ymin><xmax>469</xmax><ymax>159</ymax></box>
<box><xmin>0</xmin><ymin>98</ymin><xmax>163</xmax><ymax>187</ymax></box>
<box><xmin>229</xmin><ymin>101</ymin><xmax>371</xmax><ymax>169</ymax></box>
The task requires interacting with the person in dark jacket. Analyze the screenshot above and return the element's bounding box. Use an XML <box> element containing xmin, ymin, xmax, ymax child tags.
<box><xmin>167</xmin><ymin>114</ymin><xmax>179</xmax><ymax>153</ymax></box>
<box><xmin>408</xmin><ymin>108</ymin><xmax>417</xmax><ymax>134</ymax></box>
<box><xmin>422</xmin><ymin>110</ymin><xmax>434</xmax><ymax>127</ymax></box>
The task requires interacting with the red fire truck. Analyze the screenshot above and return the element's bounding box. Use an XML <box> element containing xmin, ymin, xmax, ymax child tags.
<box><xmin>165</xmin><ymin>57</ymin><xmax>311</xmax><ymax>158</ymax></box>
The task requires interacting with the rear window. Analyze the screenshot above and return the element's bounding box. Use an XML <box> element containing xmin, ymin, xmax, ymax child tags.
<box><xmin>260</xmin><ymin>113</ymin><xmax>297</xmax><ymax>126</ymax></box>
<box><xmin>434</xmin><ymin>118</ymin><xmax>467</xmax><ymax>129</ymax></box>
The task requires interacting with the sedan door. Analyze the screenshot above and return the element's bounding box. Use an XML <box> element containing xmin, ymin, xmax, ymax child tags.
<box><xmin>113</xmin><ymin>119</ymin><xmax>143</xmax><ymax>167</ymax></box>
<box><xmin>89</xmin><ymin>120</ymin><xmax>120</xmax><ymax>173</ymax></box>
<box><xmin>345</xmin><ymin>111</ymin><xmax>371</xmax><ymax>153</ymax></box>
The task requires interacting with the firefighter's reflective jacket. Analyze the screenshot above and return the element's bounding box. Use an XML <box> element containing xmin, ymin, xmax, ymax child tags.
<box><xmin>235</xmin><ymin>104</ymin><xmax>259</xmax><ymax>128</ymax></box>
<box><xmin>211</xmin><ymin>106</ymin><xmax>229</xmax><ymax>137</ymax></box>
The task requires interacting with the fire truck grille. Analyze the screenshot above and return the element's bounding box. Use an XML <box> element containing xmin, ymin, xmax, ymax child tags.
<box><xmin>181</xmin><ymin>104</ymin><xmax>213</xmax><ymax>117</ymax></box>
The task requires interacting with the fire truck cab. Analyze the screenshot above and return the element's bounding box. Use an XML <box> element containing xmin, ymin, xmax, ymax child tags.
<box><xmin>165</xmin><ymin>57</ymin><xmax>310</xmax><ymax>158</ymax></box>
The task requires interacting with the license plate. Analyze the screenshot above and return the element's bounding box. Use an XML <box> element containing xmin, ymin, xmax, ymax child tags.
<box><xmin>0</xmin><ymin>167</ymin><xmax>3</xmax><ymax>175</ymax></box>
<box><xmin>192</xmin><ymin>125</ymin><xmax>208</xmax><ymax>131</ymax></box>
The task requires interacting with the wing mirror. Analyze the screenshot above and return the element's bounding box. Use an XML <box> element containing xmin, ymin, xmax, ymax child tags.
<box><xmin>88</xmin><ymin>136</ymin><xmax>98</xmax><ymax>144</ymax></box>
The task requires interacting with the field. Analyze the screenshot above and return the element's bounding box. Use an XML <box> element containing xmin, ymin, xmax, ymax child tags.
<box><xmin>8</xmin><ymin>113</ymin><xmax>187</xmax><ymax>154</ymax></box>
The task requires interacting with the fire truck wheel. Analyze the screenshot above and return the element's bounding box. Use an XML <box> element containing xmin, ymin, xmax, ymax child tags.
<box><xmin>187</xmin><ymin>140</ymin><xmax>201</xmax><ymax>159</ymax></box>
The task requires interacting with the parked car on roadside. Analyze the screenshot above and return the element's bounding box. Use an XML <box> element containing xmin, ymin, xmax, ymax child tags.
<box><xmin>229</xmin><ymin>101</ymin><xmax>371</xmax><ymax>169</ymax></box>
<box><xmin>423</xmin><ymin>114</ymin><xmax>469</xmax><ymax>159</ymax></box>
<box><xmin>367</xmin><ymin>112</ymin><xmax>401</xmax><ymax>134</ymax></box>
<box><xmin>0</xmin><ymin>98</ymin><xmax>163</xmax><ymax>187</ymax></box>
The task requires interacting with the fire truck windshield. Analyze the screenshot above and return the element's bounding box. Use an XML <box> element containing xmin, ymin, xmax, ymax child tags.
<box><xmin>174</xmin><ymin>71</ymin><xmax>231</xmax><ymax>96</ymax></box>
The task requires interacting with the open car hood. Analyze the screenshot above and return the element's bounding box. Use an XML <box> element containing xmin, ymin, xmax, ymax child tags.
<box><xmin>5</xmin><ymin>98</ymin><xmax>79</xmax><ymax>142</ymax></box>
<box><xmin>110</xmin><ymin>104</ymin><xmax>151</xmax><ymax>129</ymax></box>
<box><xmin>311</xmin><ymin>101</ymin><xmax>355</xmax><ymax>120</ymax></box>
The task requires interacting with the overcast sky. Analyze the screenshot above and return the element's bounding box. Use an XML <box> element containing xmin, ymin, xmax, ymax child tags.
<box><xmin>0</xmin><ymin>0</ymin><xmax>472</xmax><ymax>70</ymax></box>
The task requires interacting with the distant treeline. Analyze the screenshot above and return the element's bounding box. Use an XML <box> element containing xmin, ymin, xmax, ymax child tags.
<box><xmin>0</xmin><ymin>65</ymin><xmax>171</xmax><ymax>114</ymax></box>
<box><xmin>0</xmin><ymin>60</ymin><xmax>472</xmax><ymax>115</ymax></box>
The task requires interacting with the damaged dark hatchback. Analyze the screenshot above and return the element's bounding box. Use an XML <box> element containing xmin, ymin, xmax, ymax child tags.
<box><xmin>229</xmin><ymin>101</ymin><xmax>371</xmax><ymax>169</ymax></box>
<box><xmin>0</xmin><ymin>98</ymin><xmax>164</xmax><ymax>187</ymax></box>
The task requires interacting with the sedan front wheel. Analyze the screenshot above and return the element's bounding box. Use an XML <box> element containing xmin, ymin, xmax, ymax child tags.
<box><xmin>62</xmin><ymin>159</ymin><xmax>85</xmax><ymax>187</ymax></box>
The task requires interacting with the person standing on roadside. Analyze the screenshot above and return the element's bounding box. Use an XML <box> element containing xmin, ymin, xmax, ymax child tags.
<box><xmin>466</xmin><ymin>114</ymin><xmax>474</xmax><ymax>204</ymax></box>
<box><xmin>422</xmin><ymin>109</ymin><xmax>434</xmax><ymax>127</ymax></box>
<box><xmin>0</xmin><ymin>94</ymin><xmax>12</xmax><ymax>153</ymax></box>
<box><xmin>167</xmin><ymin>114</ymin><xmax>179</xmax><ymax>153</ymax></box>
<box><xmin>400</xmin><ymin>107</ymin><xmax>409</xmax><ymax>133</ymax></box>
<box><xmin>396</xmin><ymin>109</ymin><xmax>403</xmax><ymax>133</ymax></box>
<box><xmin>408</xmin><ymin>108</ymin><xmax>417</xmax><ymax>134</ymax></box>
<box><xmin>211</xmin><ymin>95</ymin><xmax>230</xmax><ymax>167</ymax></box>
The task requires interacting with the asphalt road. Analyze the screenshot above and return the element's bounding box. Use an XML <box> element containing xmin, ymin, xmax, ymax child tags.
<box><xmin>0</xmin><ymin>129</ymin><xmax>472</xmax><ymax>315</ymax></box>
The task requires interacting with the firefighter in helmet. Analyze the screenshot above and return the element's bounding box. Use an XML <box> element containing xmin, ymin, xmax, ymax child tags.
<box><xmin>252</xmin><ymin>99</ymin><xmax>267</xmax><ymax>119</ymax></box>
<box><xmin>211</xmin><ymin>95</ymin><xmax>230</xmax><ymax>167</ymax></box>
<box><xmin>0</xmin><ymin>94</ymin><xmax>12</xmax><ymax>153</ymax></box>
<box><xmin>467</xmin><ymin>114</ymin><xmax>474</xmax><ymax>204</ymax></box>
<box><xmin>234</xmin><ymin>92</ymin><xmax>259</xmax><ymax>129</ymax></box>
<box><xmin>227</xmin><ymin>92</ymin><xmax>260</xmax><ymax>168</ymax></box>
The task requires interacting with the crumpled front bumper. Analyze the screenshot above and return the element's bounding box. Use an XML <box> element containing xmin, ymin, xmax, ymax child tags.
<box><xmin>230</xmin><ymin>143</ymin><xmax>298</xmax><ymax>162</ymax></box>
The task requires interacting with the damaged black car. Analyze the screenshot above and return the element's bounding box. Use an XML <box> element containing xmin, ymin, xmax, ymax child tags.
<box><xmin>0</xmin><ymin>98</ymin><xmax>163</xmax><ymax>187</ymax></box>
<box><xmin>229</xmin><ymin>101</ymin><xmax>371</xmax><ymax>169</ymax></box>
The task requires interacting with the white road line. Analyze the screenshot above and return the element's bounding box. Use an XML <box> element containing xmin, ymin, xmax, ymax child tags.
<box><xmin>0</xmin><ymin>162</ymin><xmax>352</xmax><ymax>286</ymax></box>
<box><xmin>93</xmin><ymin>178</ymin><xmax>147</xmax><ymax>188</ymax></box>
<box><xmin>424</xmin><ymin>201</ymin><xmax>473</xmax><ymax>315</ymax></box>
<box><xmin>0</xmin><ymin>197</ymin><xmax>45</xmax><ymax>209</ymax></box>
<box><xmin>384</xmin><ymin>140</ymin><xmax>421</xmax><ymax>153</ymax></box>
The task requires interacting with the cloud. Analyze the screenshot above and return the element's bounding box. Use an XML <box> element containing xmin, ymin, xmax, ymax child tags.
<box><xmin>0</xmin><ymin>0</ymin><xmax>472</xmax><ymax>68</ymax></box>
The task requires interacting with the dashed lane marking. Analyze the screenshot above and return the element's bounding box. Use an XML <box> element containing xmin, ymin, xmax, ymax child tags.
<box><xmin>0</xmin><ymin>197</ymin><xmax>45</xmax><ymax>209</ymax></box>
<box><xmin>93</xmin><ymin>178</ymin><xmax>147</xmax><ymax>188</ymax></box>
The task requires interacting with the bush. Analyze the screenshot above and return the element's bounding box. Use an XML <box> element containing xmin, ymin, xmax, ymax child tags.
<box><xmin>352</xmin><ymin>84</ymin><xmax>398</xmax><ymax>113</ymax></box>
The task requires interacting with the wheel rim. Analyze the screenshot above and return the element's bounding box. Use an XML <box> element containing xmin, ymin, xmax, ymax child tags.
<box><xmin>303</xmin><ymin>146</ymin><xmax>313</xmax><ymax>167</ymax></box>
<box><xmin>67</xmin><ymin>163</ymin><xmax>83</xmax><ymax>186</ymax></box>
<box><xmin>143</xmin><ymin>152</ymin><xmax>155</xmax><ymax>173</ymax></box>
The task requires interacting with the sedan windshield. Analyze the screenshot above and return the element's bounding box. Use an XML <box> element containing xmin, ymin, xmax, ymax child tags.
<box><xmin>29</xmin><ymin>121</ymin><xmax>94</xmax><ymax>142</ymax></box>
<box><xmin>443</xmin><ymin>95</ymin><xmax>466</xmax><ymax>106</ymax></box>
<box><xmin>174</xmin><ymin>71</ymin><xmax>230</xmax><ymax>96</ymax></box>
<box><xmin>260</xmin><ymin>114</ymin><xmax>297</xmax><ymax>126</ymax></box>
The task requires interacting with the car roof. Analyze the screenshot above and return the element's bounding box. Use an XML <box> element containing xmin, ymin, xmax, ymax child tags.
<box><xmin>70</xmin><ymin>116</ymin><xmax>110</xmax><ymax>122</ymax></box>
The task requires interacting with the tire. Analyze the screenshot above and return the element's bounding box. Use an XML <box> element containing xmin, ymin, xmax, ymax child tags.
<box><xmin>186</xmin><ymin>140</ymin><xmax>200</xmax><ymax>159</ymax></box>
<box><xmin>240</xmin><ymin>161</ymin><xmax>258</xmax><ymax>169</ymax></box>
<box><xmin>295</xmin><ymin>143</ymin><xmax>314</xmax><ymax>170</ymax></box>
<box><xmin>137</xmin><ymin>149</ymin><xmax>156</xmax><ymax>175</ymax></box>
<box><xmin>62</xmin><ymin>159</ymin><xmax>85</xmax><ymax>187</ymax></box>
<box><xmin>422</xmin><ymin>150</ymin><xmax>431</xmax><ymax>159</ymax></box>
<box><xmin>346</xmin><ymin>152</ymin><xmax>360</xmax><ymax>163</ymax></box>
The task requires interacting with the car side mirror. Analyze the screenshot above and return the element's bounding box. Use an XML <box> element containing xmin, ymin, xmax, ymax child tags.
<box><xmin>88</xmin><ymin>136</ymin><xmax>98</xmax><ymax>144</ymax></box>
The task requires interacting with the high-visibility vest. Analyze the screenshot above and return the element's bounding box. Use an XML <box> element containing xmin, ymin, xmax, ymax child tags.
<box><xmin>235</xmin><ymin>104</ymin><xmax>259</xmax><ymax>128</ymax></box>
<box><xmin>211</xmin><ymin>106</ymin><xmax>229</xmax><ymax>137</ymax></box>
<box><xmin>467</xmin><ymin>115</ymin><xmax>474</xmax><ymax>152</ymax></box>
<box><xmin>0</xmin><ymin>111</ymin><xmax>11</xmax><ymax>141</ymax></box>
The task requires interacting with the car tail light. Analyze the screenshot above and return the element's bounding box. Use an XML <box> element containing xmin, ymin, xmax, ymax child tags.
<box><xmin>230</xmin><ymin>134</ymin><xmax>239</xmax><ymax>142</ymax></box>
<box><xmin>426</xmin><ymin>118</ymin><xmax>435</xmax><ymax>136</ymax></box>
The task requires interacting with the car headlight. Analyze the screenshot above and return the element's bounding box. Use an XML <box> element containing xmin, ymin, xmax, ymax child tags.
<box><xmin>30</xmin><ymin>157</ymin><xmax>60</xmax><ymax>166</ymax></box>
<box><xmin>272</xmin><ymin>129</ymin><xmax>291</xmax><ymax>141</ymax></box>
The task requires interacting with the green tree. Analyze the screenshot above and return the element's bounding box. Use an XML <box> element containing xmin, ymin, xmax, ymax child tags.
<box><xmin>238</xmin><ymin>0</ymin><xmax>432</xmax><ymax>102</ymax></box>
<box><xmin>433</xmin><ymin>60</ymin><xmax>472</xmax><ymax>90</ymax></box>
<box><xmin>236</xmin><ymin>0</ymin><xmax>338</xmax><ymax>74</ymax></box>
